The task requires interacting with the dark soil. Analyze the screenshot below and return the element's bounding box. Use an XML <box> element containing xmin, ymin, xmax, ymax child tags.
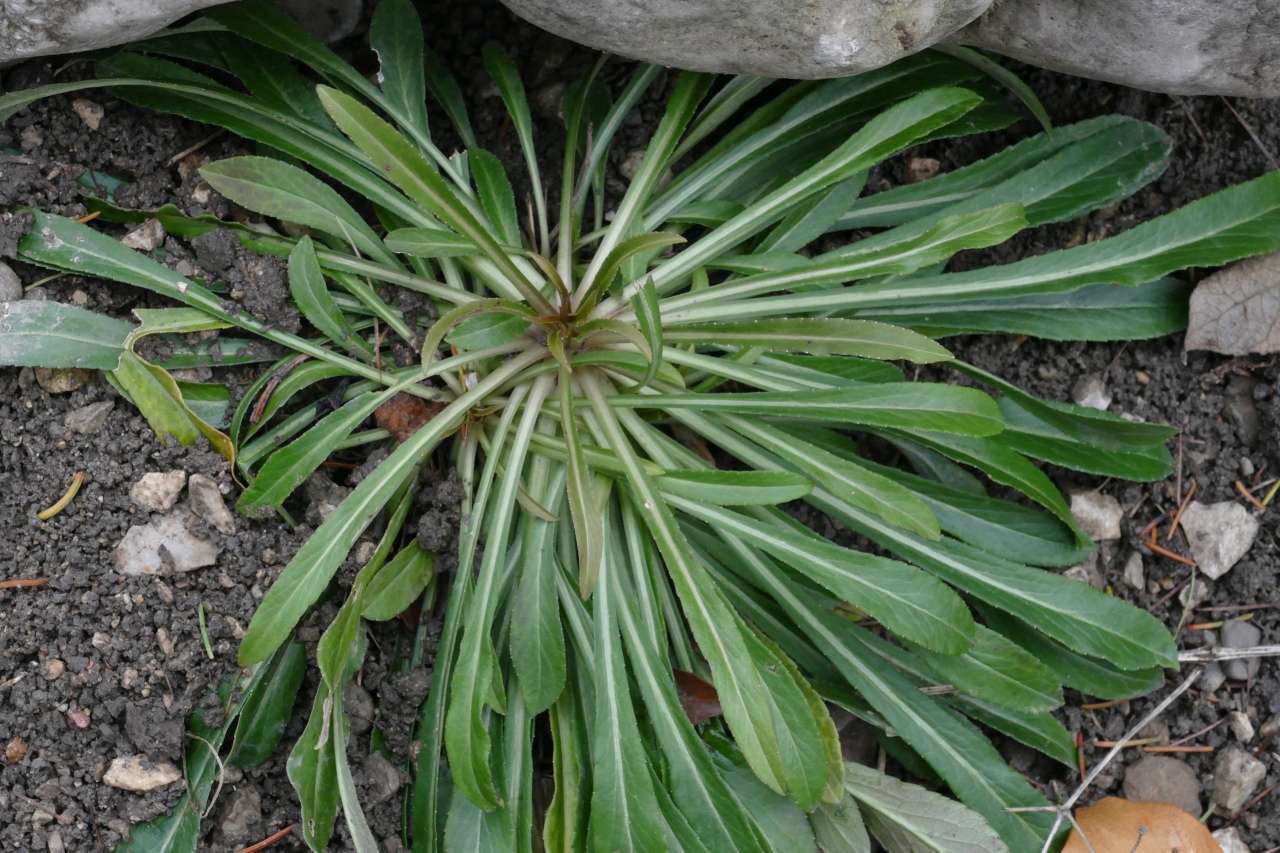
<box><xmin>0</xmin><ymin>0</ymin><xmax>1277</xmax><ymax>851</ymax></box>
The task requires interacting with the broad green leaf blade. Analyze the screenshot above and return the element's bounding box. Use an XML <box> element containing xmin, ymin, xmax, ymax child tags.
<box><xmin>288</xmin><ymin>688</ymin><xmax>340</xmax><ymax>850</ymax></box>
<box><xmin>0</xmin><ymin>299</ymin><xmax>133</xmax><ymax>369</ymax></box>
<box><xmin>228</xmin><ymin>640</ymin><xmax>307</xmax><ymax>770</ymax></box>
<box><xmin>758</xmin><ymin>174</ymin><xmax>866</xmax><ymax>255</ymax></box>
<box><xmin>981</xmin><ymin>607</ymin><xmax>1166</xmax><ymax>699</ymax></box>
<box><xmin>663</xmin><ymin>319</ymin><xmax>951</xmax><ymax>363</ymax></box>
<box><xmin>843</xmin><ymin>760</ymin><xmax>1011</xmax><ymax>853</ymax></box>
<box><xmin>673</xmin><ymin>498</ymin><xmax>973</xmax><ymax>655</ymax></box>
<box><xmin>237</xmin><ymin>381</ymin><xmax>408</xmax><ymax>516</ymax></box>
<box><xmin>857</xmin><ymin>279</ymin><xmax>1192</xmax><ymax>341</ymax></box>
<box><xmin>947</xmin><ymin>697</ymin><xmax>1078</xmax><ymax>768</ymax></box>
<box><xmin>560</xmin><ymin>366</ymin><xmax>604</xmax><ymax>599</ymax></box>
<box><xmin>810</xmin><ymin>795</ymin><xmax>872</xmax><ymax>853</ymax></box>
<box><xmin>833</xmin><ymin>116</ymin><xmax>1144</xmax><ymax>229</ymax></box>
<box><xmin>318</xmin><ymin>86</ymin><xmax>550</xmax><ymax>311</ymax></box>
<box><xmin>511</xmin><ymin>464</ymin><xmax>569</xmax><ymax>715</ymax></box>
<box><xmin>176</xmin><ymin>380</ymin><xmax>230</xmax><ymax>429</ymax></box>
<box><xmin>543</xmin><ymin>693</ymin><xmax>586</xmax><ymax>853</ymax></box>
<box><xmin>907</xmin><ymin>625</ymin><xmax>1063</xmax><ymax>714</ymax></box>
<box><xmin>932</xmin><ymin>45</ymin><xmax>1051</xmax><ymax>135</ymax></box>
<box><xmin>470</xmin><ymin>148</ymin><xmax>521</xmax><ymax>247</ymax></box>
<box><xmin>589</xmin><ymin>515</ymin><xmax>668</xmax><ymax>853</ymax></box>
<box><xmin>239</xmin><ymin>350</ymin><xmax>541</xmax><ymax>666</ymax></box>
<box><xmin>288</xmin><ymin>236</ymin><xmax>371</xmax><ymax>358</ymax></box>
<box><xmin>362</xmin><ymin>542</ymin><xmax>434</xmax><ymax>621</ymax></box>
<box><xmin>725</xmin><ymin>418</ymin><xmax>940</xmax><ymax>540</ymax></box>
<box><xmin>657</xmin><ymin>469</ymin><xmax>813</xmax><ymax>506</ymax></box>
<box><xmin>445</xmin><ymin>311</ymin><xmax>530</xmax><ymax>352</ymax></box>
<box><xmin>199</xmin><ymin>156</ymin><xmax>394</xmax><ymax>265</ymax></box>
<box><xmin>843</xmin><ymin>170</ymin><xmax>1280</xmax><ymax>310</ymax></box>
<box><xmin>423</xmin><ymin>44</ymin><xmax>477</xmax><ymax>147</ymax></box>
<box><xmin>385</xmin><ymin>227</ymin><xmax>482</xmax><ymax>257</ymax></box>
<box><xmin>369</xmin><ymin>0</ymin><xmax>430</xmax><ymax>141</ymax></box>
<box><xmin>215</xmin><ymin>35</ymin><xmax>333</xmax><ymax>129</ymax></box>
<box><xmin>657</xmin><ymin>203</ymin><xmax>1027</xmax><ymax>322</ymax></box>
<box><xmin>581</xmin><ymin>231</ymin><xmax>685</xmax><ymax>308</ymax></box>
<box><xmin>722</xmin><ymin>548</ymin><xmax>1049</xmax><ymax>849</ymax></box>
<box><xmin>619</xmin><ymin>384</ymin><xmax>1003</xmax><ymax>437</ymax></box>
<box><xmin>114</xmin><ymin>350</ymin><xmax>234</xmax><ymax>461</ymax></box>
<box><xmin>630</xmin><ymin>277</ymin><xmax>664</xmax><ymax>392</ymax></box>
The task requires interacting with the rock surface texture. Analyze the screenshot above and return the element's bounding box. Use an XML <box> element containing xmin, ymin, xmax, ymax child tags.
<box><xmin>0</xmin><ymin>1</ymin><xmax>229</xmax><ymax>65</ymax></box>
<box><xmin>498</xmin><ymin>0</ymin><xmax>1279</xmax><ymax>96</ymax></box>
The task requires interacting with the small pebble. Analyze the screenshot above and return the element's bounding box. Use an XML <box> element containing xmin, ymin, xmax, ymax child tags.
<box><xmin>1179</xmin><ymin>500</ymin><xmax>1258</xmax><ymax>580</ymax></box>
<box><xmin>1259</xmin><ymin>712</ymin><xmax>1280</xmax><ymax>739</ymax></box>
<box><xmin>1178</xmin><ymin>578</ymin><xmax>1210</xmax><ymax>609</ymax></box>
<box><xmin>1220</xmin><ymin>619</ymin><xmax>1263</xmax><ymax>681</ymax></box>
<box><xmin>71</xmin><ymin>98</ymin><xmax>104</xmax><ymax>130</ymax></box>
<box><xmin>0</xmin><ymin>260</ymin><xmax>21</xmax><ymax>302</ymax></box>
<box><xmin>1071</xmin><ymin>376</ymin><xmax>1112</xmax><ymax>410</ymax></box>
<box><xmin>1122</xmin><ymin>552</ymin><xmax>1145</xmax><ymax>590</ymax></box>
<box><xmin>906</xmin><ymin>156</ymin><xmax>940</xmax><ymax>183</ymax></box>
<box><xmin>618</xmin><ymin>149</ymin><xmax>646</xmax><ymax>182</ymax></box>
<box><xmin>130</xmin><ymin>471</ymin><xmax>187</xmax><ymax>514</ymax></box>
<box><xmin>63</xmin><ymin>400</ymin><xmax>113</xmax><ymax>435</ymax></box>
<box><xmin>1240</xmin><ymin>457</ymin><xmax>1255</xmax><ymax>477</ymax></box>
<box><xmin>102</xmin><ymin>755</ymin><xmax>182</xmax><ymax>792</ymax></box>
<box><xmin>68</xmin><ymin>709</ymin><xmax>90</xmax><ymax>729</ymax></box>
<box><xmin>47</xmin><ymin>830</ymin><xmax>65</xmax><ymax>853</ymax></box>
<box><xmin>1070</xmin><ymin>491</ymin><xmax>1123</xmax><ymax>541</ymax></box>
<box><xmin>122</xmin><ymin>218</ymin><xmax>166</xmax><ymax>252</ymax></box>
<box><xmin>5</xmin><ymin>736</ymin><xmax>27</xmax><ymax>762</ymax></box>
<box><xmin>1212</xmin><ymin>746</ymin><xmax>1267</xmax><ymax>814</ymax></box>
<box><xmin>1213</xmin><ymin>827</ymin><xmax>1252</xmax><ymax>853</ymax></box>
<box><xmin>1063</xmin><ymin>553</ymin><xmax>1105</xmax><ymax>588</ymax></box>
<box><xmin>1227</xmin><ymin>710</ymin><xmax>1255</xmax><ymax>743</ymax></box>
<box><xmin>1134</xmin><ymin>369</ymin><xmax>1151</xmax><ymax>385</ymax></box>
<box><xmin>188</xmin><ymin>473</ymin><xmax>236</xmax><ymax>534</ymax></box>
<box><xmin>1121</xmin><ymin>755</ymin><xmax>1201</xmax><ymax>816</ymax></box>
<box><xmin>39</xmin><ymin>658</ymin><xmax>66</xmax><ymax>681</ymax></box>
<box><xmin>1200</xmin><ymin>661</ymin><xmax>1227</xmax><ymax>694</ymax></box>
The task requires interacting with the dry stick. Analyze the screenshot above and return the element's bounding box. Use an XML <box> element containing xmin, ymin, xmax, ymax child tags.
<box><xmin>234</xmin><ymin>824</ymin><xmax>297</xmax><ymax>853</ymax></box>
<box><xmin>1009</xmin><ymin>666</ymin><xmax>1204</xmax><ymax>853</ymax></box>
<box><xmin>1221</xmin><ymin>97</ymin><xmax>1280</xmax><ymax>171</ymax></box>
<box><xmin>1167</xmin><ymin>480</ymin><xmax>1197</xmax><ymax>541</ymax></box>
<box><xmin>0</xmin><ymin>578</ymin><xmax>48</xmax><ymax>589</ymax></box>
<box><xmin>1237</xmin><ymin>480</ymin><xmax>1267</xmax><ymax>511</ymax></box>
<box><xmin>1179</xmin><ymin>644</ymin><xmax>1280</xmax><ymax>663</ymax></box>
<box><xmin>166</xmin><ymin>129</ymin><xmax>227</xmax><ymax>168</ymax></box>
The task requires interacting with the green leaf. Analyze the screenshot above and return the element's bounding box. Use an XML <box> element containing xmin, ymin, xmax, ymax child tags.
<box><xmin>238</xmin><ymin>381</ymin><xmax>409</xmax><ymax>516</ymax></box>
<box><xmin>510</xmin><ymin>476</ymin><xmax>568</xmax><ymax>715</ymax></box>
<box><xmin>385</xmin><ymin>227</ymin><xmax>483</xmax><ymax>257</ymax></box>
<box><xmin>724</xmin><ymin>418</ymin><xmax>940</xmax><ymax>540</ymax></box>
<box><xmin>656</xmin><ymin>469</ymin><xmax>813</xmax><ymax>506</ymax></box>
<box><xmin>672</xmin><ymin>499</ymin><xmax>973</xmax><ymax>655</ymax></box>
<box><xmin>362</xmin><ymin>542</ymin><xmax>434</xmax><ymax>621</ymax></box>
<box><xmin>664</xmin><ymin>199</ymin><xmax>745</xmax><ymax>227</ymax></box>
<box><xmin>113</xmin><ymin>350</ymin><xmax>234</xmax><ymax>461</ymax></box>
<box><xmin>581</xmin><ymin>231</ymin><xmax>686</xmax><ymax>308</ymax></box>
<box><xmin>423</xmin><ymin>43</ymin><xmax>477</xmax><ymax>148</ymax></box>
<box><xmin>981</xmin><ymin>607</ymin><xmax>1166</xmax><ymax>699</ymax></box>
<box><xmin>946</xmin><ymin>698</ymin><xmax>1078</xmax><ymax>768</ymax></box>
<box><xmin>663</xmin><ymin>319</ymin><xmax>951</xmax><ymax>363</ymax></box>
<box><xmin>228</xmin><ymin>640</ymin><xmax>307</xmax><ymax>770</ymax></box>
<box><xmin>859</xmin><ymin>279</ymin><xmax>1192</xmax><ymax>341</ymax></box>
<box><xmin>907</xmin><ymin>625</ymin><xmax>1063</xmax><ymax>714</ymax></box>
<box><xmin>369</xmin><ymin>0</ymin><xmax>430</xmax><ymax>141</ymax></box>
<box><xmin>845</xmin><ymin>170</ymin><xmax>1280</xmax><ymax>310</ymax></box>
<box><xmin>288</xmin><ymin>687</ymin><xmax>341</xmax><ymax>850</ymax></box>
<box><xmin>620</xmin><ymin>384</ymin><xmax>1003</xmax><ymax>437</ymax></box>
<box><xmin>470</xmin><ymin>148</ymin><xmax>521</xmax><ymax>247</ymax></box>
<box><xmin>0</xmin><ymin>299</ymin><xmax>133</xmax><ymax>369</ymax></box>
<box><xmin>176</xmin><ymin>381</ymin><xmax>231</xmax><ymax>429</ymax></box>
<box><xmin>445</xmin><ymin>311</ymin><xmax>530</xmax><ymax>351</ymax></box>
<box><xmin>588</xmin><ymin>518</ymin><xmax>668</xmax><ymax>853</ymax></box>
<box><xmin>810</xmin><ymin>795</ymin><xmax>872</xmax><ymax>853</ymax></box>
<box><xmin>630</xmin><ymin>277</ymin><xmax>664</xmax><ymax>392</ymax></box>
<box><xmin>200</xmin><ymin>156</ymin><xmax>393</xmax><ymax>264</ymax></box>
<box><xmin>933</xmin><ymin>45</ymin><xmax>1051</xmax><ymax>135</ymax></box>
<box><xmin>215</xmin><ymin>35</ymin><xmax>332</xmax><ymax>129</ymax></box>
<box><xmin>757</xmin><ymin>174</ymin><xmax>866</xmax><ymax>255</ymax></box>
<box><xmin>288</xmin><ymin>236</ymin><xmax>371</xmax><ymax>358</ymax></box>
<box><xmin>561</xmin><ymin>365</ymin><xmax>604</xmax><ymax>599</ymax></box>
<box><xmin>766</xmin><ymin>354</ymin><xmax>904</xmax><ymax>384</ymax></box>
<box><xmin>843</xmin><ymin>760</ymin><xmax>1011</xmax><ymax>853</ymax></box>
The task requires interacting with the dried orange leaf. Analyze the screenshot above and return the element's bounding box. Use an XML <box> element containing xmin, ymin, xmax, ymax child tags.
<box><xmin>374</xmin><ymin>392</ymin><xmax>445</xmax><ymax>442</ymax></box>
<box><xmin>1063</xmin><ymin>797</ymin><xmax>1222</xmax><ymax>853</ymax></box>
<box><xmin>673</xmin><ymin>668</ymin><xmax>722</xmax><ymax>725</ymax></box>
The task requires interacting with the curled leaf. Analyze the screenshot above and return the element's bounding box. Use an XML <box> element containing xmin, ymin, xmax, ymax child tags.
<box><xmin>1062</xmin><ymin>798</ymin><xmax>1222</xmax><ymax>853</ymax></box>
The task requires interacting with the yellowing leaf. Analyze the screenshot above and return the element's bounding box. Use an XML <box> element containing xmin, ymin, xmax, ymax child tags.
<box><xmin>1063</xmin><ymin>798</ymin><xmax>1222</xmax><ymax>853</ymax></box>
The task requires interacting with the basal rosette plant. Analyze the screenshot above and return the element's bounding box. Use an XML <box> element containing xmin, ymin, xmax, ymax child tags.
<box><xmin>5</xmin><ymin>2</ymin><xmax>1280</xmax><ymax>851</ymax></box>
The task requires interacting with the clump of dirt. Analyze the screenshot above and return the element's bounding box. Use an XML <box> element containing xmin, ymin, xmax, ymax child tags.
<box><xmin>193</xmin><ymin>228</ymin><xmax>300</xmax><ymax>335</ymax></box>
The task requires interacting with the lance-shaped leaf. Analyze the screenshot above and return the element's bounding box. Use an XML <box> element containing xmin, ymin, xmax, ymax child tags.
<box><xmin>385</xmin><ymin>227</ymin><xmax>482</xmax><ymax>257</ymax></box>
<box><xmin>656</xmin><ymin>469</ymin><xmax>813</xmax><ymax>506</ymax></box>
<box><xmin>670</xmin><ymin>498</ymin><xmax>973</xmax><ymax>654</ymax></box>
<box><xmin>511</xmin><ymin>461</ymin><xmax>569</xmax><ymax>715</ymax></box>
<box><xmin>369</xmin><ymin>0</ymin><xmax>430</xmax><ymax>141</ymax></box>
<box><xmin>228</xmin><ymin>640</ymin><xmax>307</xmax><ymax>771</ymax></box>
<box><xmin>615</xmin><ymin>383</ymin><xmax>1003</xmax><ymax>437</ymax></box>
<box><xmin>482</xmin><ymin>43</ymin><xmax>548</xmax><ymax>251</ymax></box>
<box><xmin>0</xmin><ymin>299</ymin><xmax>133</xmax><ymax>369</ymax></box>
<box><xmin>906</xmin><ymin>625</ymin><xmax>1063</xmax><ymax>714</ymax></box>
<box><xmin>579</xmin><ymin>231</ymin><xmax>685</xmax><ymax>310</ymax></box>
<box><xmin>663</xmin><ymin>318</ymin><xmax>951</xmax><ymax>363</ymax></box>
<box><xmin>114</xmin><ymin>350</ymin><xmax>235</xmax><ymax>461</ymax></box>
<box><xmin>362</xmin><ymin>542</ymin><xmax>434</xmax><ymax>621</ymax></box>
<box><xmin>288</xmin><ymin>236</ymin><xmax>371</xmax><ymax>358</ymax></box>
<box><xmin>630</xmin><ymin>277</ymin><xmax>664</xmax><ymax>391</ymax></box>
<box><xmin>560</xmin><ymin>364</ymin><xmax>604</xmax><ymax>598</ymax></box>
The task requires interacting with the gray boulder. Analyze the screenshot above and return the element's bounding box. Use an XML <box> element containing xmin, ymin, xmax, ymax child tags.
<box><xmin>496</xmin><ymin>0</ymin><xmax>992</xmax><ymax>79</ymax></box>
<box><xmin>499</xmin><ymin>0</ymin><xmax>1279</xmax><ymax>96</ymax></box>
<box><xmin>954</xmin><ymin>0</ymin><xmax>1280</xmax><ymax>96</ymax></box>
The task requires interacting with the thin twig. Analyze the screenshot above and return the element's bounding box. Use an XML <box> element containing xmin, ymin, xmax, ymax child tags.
<box><xmin>1179</xmin><ymin>644</ymin><xmax>1280</xmax><ymax>663</ymax></box>
<box><xmin>1237</xmin><ymin>480</ymin><xmax>1266</xmax><ymax>511</ymax></box>
<box><xmin>1167</xmin><ymin>481</ymin><xmax>1196</xmax><ymax>541</ymax></box>
<box><xmin>1221</xmin><ymin>97</ymin><xmax>1280</xmax><ymax>171</ymax></box>
<box><xmin>0</xmin><ymin>578</ymin><xmax>49</xmax><ymax>589</ymax></box>
<box><xmin>235</xmin><ymin>824</ymin><xmax>297</xmax><ymax>853</ymax></box>
<box><xmin>166</xmin><ymin>129</ymin><xmax>226</xmax><ymax>168</ymax></box>
<box><xmin>1009</xmin><ymin>667</ymin><xmax>1203</xmax><ymax>853</ymax></box>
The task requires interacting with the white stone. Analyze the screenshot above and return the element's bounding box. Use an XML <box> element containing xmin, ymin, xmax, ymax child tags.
<box><xmin>1070</xmin><ymin>491</ymin><xmax>1122</xmax><ymax>541</ymax></box>
<box><xmin>1179</xmin><ymin>501</ymin><xmax>1258</xmax><ymax>580</ymax></box>
<box><xmin>1122</xmin><ymin>552</ymin><xmax>1144</xmax><ymax>590</ymax></box>
<box><xmin>1227</xmin><ymin>711</ymin><xmax>1255</xmax><ymax>744</ymax></box>
<box><xmin>1071</xmin><ymin>376</ymin><xmax>1112</xmax><ymax>410</ymax></box>
<box><xmin>1063</xmin><ymin>553</ymin><xmax>1105</xmax><ymax>589</ymax></box>
<box><xmin>0</xmin><ymin>261</ymin><xmax>21</xmax><ymax>302</ymax></box>
<box><xmin>71</xmin><ymin>98</ymin><xmax>104</xmax><ymax>131</ymax></box>
<box><xmin>1211</xmin><ymin>747</ymin><xmax>1267</xmax><ymax>814</ymax></box>
<box><xmin>122</xmin><ymin>218</ymin><xmax>165</xmax><ymax>252</ymax></box>
<box><xmin>102</xmin><ymin>755</ymin><xmax>182</xmax><ymax>792</ymax></box>
<box><xmin>1213</xmin><ymin>827</ymin><xmax>1252</xmax><ymax>853</ymax></box>
<box><xmin>187</xmin><ymin>473</ymin><xmax>236</xmax><ymax>534</ymax></box>
<box><xmin>130</xmin><ymin>471</ymin><xmax>187</xmax><ymax>514</ymax></box>
<box><xmin>114</xmin><ymin>510</ymin><xmax>221</xmax><ymax>575</ymax></box>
